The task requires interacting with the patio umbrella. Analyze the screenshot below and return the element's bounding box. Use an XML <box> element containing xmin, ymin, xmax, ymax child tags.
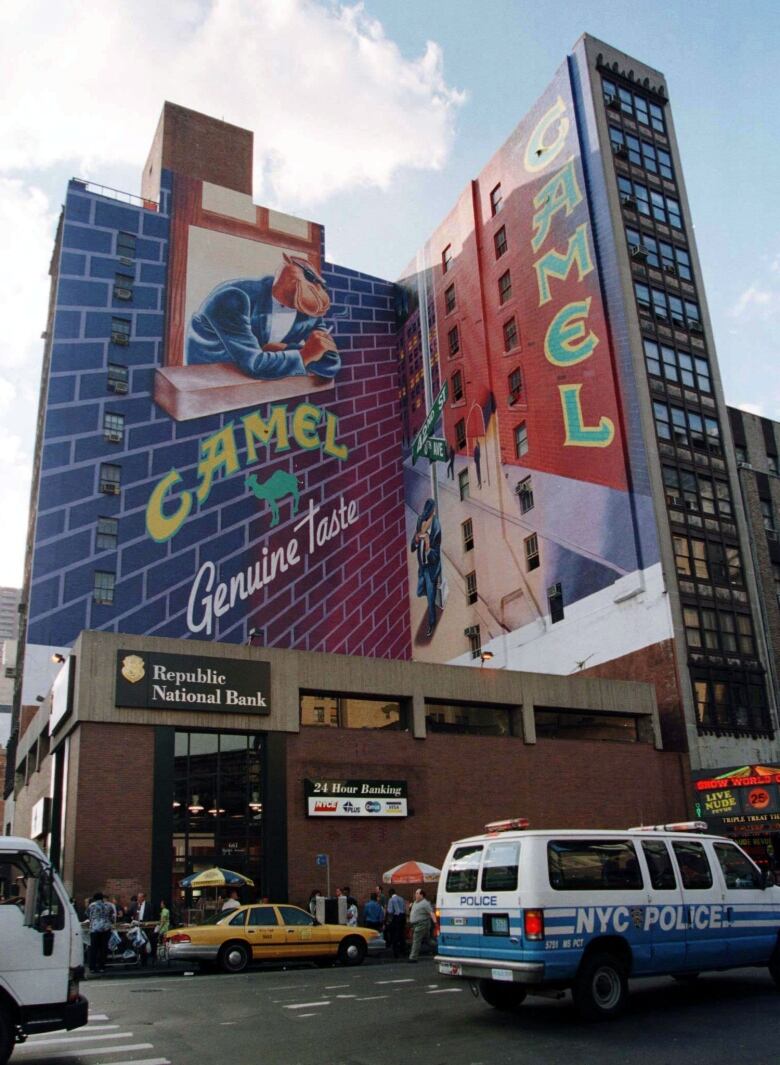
<box><xmin>180</xmin><ymin>867</ymin><xmax>255</xmax><ymax>888</ymax></box>
<box><xmin>382</xmin><ymin>860</ymin><xmax>441</xmax><ymax>884</ymax></box>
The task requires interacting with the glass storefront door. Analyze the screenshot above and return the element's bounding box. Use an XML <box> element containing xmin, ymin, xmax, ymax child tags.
<box><xmin>172</xmin><ymin>731</ymin><xmax>263</xmax><ymax>916</ymax></box>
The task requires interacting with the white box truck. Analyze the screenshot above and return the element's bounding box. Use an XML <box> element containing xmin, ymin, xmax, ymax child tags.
<box><xmin>0</xmin><ymin>837</ymin><xmax>87</xmax><ymax>1064</ymax></box>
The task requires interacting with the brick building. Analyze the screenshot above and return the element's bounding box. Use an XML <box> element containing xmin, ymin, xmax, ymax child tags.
<box><xmin>6</xmin><ymin>37</ymin><xmax>780</xmax><ymax>891</ymax></box>
<box><xmin>10</xmin><ymin>630</ymin><xmax>687</xmax><ymax>905</ymax></box>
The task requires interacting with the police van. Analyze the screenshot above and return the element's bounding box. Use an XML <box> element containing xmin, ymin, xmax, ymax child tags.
<box><xmin>435</xmin><ymin>818</ymin><xmax>780</xmax><ymax>1020</ymax></box>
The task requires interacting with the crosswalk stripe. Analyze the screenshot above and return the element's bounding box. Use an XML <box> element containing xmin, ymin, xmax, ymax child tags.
<box><xmin>27</xmin><ymin>1026</ymin><xmax>120</xmax><ymax>1040</ymax></box>
<box><xmin>284</xmin><ymin>1001</ymin><xmax>330</xmax><ymax>1010</ymax></box>
<box><xmin>98</xmin><ymin>1059</ymin><xmax>170</xmax><ymax>1065</ymax></box>
<box><xmin>15</xmin><ymin>1043</ymin><xmax>154</xmax><ymax>1058</ymax></box>
<box><xmin>20</xmin><ymin>1032</ymin><xmax>131</xmax><ymax>1047</ymax></box>
<box><xmin>426</xmin><ymin>987</ymin><xmax>463</xmax><ymax>994</ymax></box>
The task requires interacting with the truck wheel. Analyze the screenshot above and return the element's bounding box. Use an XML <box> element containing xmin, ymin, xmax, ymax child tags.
<box><xmin>478</xmin><ymin>979</ymin><xmax>527</xmax><ymax>1010</ymax></box>
<box><xmin>573</xmin><ymin>951</ymin><xmax>628</xmax><ymax>1021</ymax></box>
<box><xmin>338</xmin><ymin>937</ymin><xmax>366</xmax><ymax>966</ymax></box>
<box><xmin>218</xmin><ymin>941</ymin><xmax>250</xmax><ymax>974</ymax></box>
<box><xmin>0</xmin><ymin>1005</ymin><xmax>14</xmax><ymax>1065</ymax></box>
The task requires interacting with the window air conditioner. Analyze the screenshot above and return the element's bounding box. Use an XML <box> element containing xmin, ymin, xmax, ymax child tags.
<box><xmin>104</xmin><ymin>429</ymin><xmax>123</xmax><ymax>443</ymax></box>
<box><xmin>630</xmin><ymin>245</ymin><xmax>648</xmax><ymax>261</ymax></box>
<box><xmin>113</xmin><ymin>286</ymin><xmax>133</xmax><ymax>301</ymax></box>
<box><xmin>621</xmin><ymin>195</ymin><xmax>637</xmax><ymax>211</ymax></box>
<box><xmin>612</xmin><ymin>143</ymin><xmax>628</xmax><ymax>159</ymax></box>
<box><xmin>108</xmin><ymin>380</ymin><xmax>128</xmax><ymax>394</ymax></box>
<box><xmin>111</xmin><ymin>332</ymin><xmax>130</xmax><ymax>346</ymax></box>
<box><xmin>100</xmin><ymin>481</ymin><xmax>120</xmax><ymax>495</ymax></box>
<box><xmin>118</xmin><ymin>256</ymin><xmax>135</xmax><ymax>266</ymax></box>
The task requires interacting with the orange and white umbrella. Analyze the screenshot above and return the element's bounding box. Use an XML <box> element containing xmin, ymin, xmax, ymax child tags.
<box><xmin>382</xmin><ymin>860</ymin><xmax>441</xmax><ymax>884</ymax></box>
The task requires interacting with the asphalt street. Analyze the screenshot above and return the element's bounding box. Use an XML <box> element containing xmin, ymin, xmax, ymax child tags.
<box><xmin>12</xmin><ymin>957</ymin><xmax>780</xmax><ymax>1065</ymax></box>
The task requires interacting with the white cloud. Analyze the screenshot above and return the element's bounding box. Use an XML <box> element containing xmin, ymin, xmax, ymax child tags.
<box><xmin>729</xmin><ymin>281</ymin><xmax>780</xmax><ymax>320</ymax></box>
<box><xmin>0</xmin><ymin>0</ymin><xmax>465</xmax><ymax>205</ymax></box>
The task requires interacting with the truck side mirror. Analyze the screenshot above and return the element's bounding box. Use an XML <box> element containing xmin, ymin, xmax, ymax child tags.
<box><xmin>42</xmin><ymin>929</ymin><xmax>55</xmax><ymax>957</ymax></box>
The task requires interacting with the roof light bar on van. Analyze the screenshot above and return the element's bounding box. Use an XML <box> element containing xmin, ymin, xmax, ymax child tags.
<box><xmin>628</xmin><ymin>821</ymin><xmax>708</xmax><ymax>833</ymax></box>
<box><xmin>484</xmin><ymin>817</ymin><xmax>530</xmax><ymax>833</ymax></box>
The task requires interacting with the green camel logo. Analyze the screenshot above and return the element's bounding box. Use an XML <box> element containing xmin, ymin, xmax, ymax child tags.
<box><xmin>245</xmin><ymin>470</ymin><xmax>300</xmax><ymax>527</ymax></box>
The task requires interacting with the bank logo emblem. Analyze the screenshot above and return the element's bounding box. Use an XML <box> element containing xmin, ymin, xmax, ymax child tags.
<box><xmin>121</xmin><ymin>654</ymin><xmax>146</xmax><ymax>684</ymax></box>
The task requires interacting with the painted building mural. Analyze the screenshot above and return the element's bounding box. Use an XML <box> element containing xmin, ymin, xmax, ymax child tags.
<box><xmin>24</xmin><ymin>170</ymin><xmax>409</xmax><ymax>698</ymax></box>
<box><xmin>398</xmin><ymin>62</ymin><xmax>673</xmax><ymax>673</ymax></box>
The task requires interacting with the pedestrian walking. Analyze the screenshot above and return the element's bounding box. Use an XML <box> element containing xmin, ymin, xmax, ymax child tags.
<box><xmin>408</xmin><ymin>888</ymin><xmax>435</xmax><ymax>962</ymax></box>
<box><xmin>385</xmin><ymin>888</ymin><xmax>407</xmax><ymax>958</ymax></box>
<box><xmin>87</xmin><ymin>892</ymin><xmax>116</xmax><ymax>974</ymax></box>
<box><xmin>362</xmin><ymin>892</ymin><xmax>384</xmax><ymax>931</ymax></box>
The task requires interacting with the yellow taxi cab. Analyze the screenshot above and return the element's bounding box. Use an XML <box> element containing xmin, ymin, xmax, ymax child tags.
<box><xmin>164</xmin><ymin>903</ymin><xmax>379</xmax><ymax>973</ymax></box>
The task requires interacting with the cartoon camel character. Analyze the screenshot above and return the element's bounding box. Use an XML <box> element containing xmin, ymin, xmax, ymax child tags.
<box><xmin>245</xmin><ymin>470</ymin><xmax>300</xmax><ymax>527</ymax></box>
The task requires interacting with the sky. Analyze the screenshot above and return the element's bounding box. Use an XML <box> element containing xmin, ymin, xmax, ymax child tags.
<box><xmin>1</xmin><ymin>0</ymin><xmax>779</xmax><ymax>588</ymax></box>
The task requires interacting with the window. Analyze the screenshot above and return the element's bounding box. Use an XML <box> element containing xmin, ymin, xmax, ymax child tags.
<box><xmin>442</xmin><ymin>245</ymin><xmax>452</xmax><ymax>273</ymax></box>
<box><xmin>116</xmin><ymin>231</ymin><xmax>137</xmax><ymax>258</ymax></box>
<box><xmin>444</xmin><ymin>284</ymin><xmax>456</xmax><ymax>314</ymax></box>
<box><xmin>760</xmin><ymin>498</ymin><xmax>774</xmax><ymax>530</ymax></box>
<box><xmin>490</xmin><ymin>183</ymin><xmax>503</xmax><ymax>216</ymax></box>
<box><xmin>248</xmin><ymin>907</ymin><xmax>279</xmax><ymax>927</ymax></box>
<box><xmin>514</xmin><ymin>421</ymin><xmax>528</xmax><ymax>458</ymax></box>
<box><xmin>107</xmin><ymin>363</ymin><xmax>129</xmax><ymax>394</ymax></box>
<box><xmin>657</xmin><ymin>147</ymin><xmax>673</xmax><ymax>180</ymax></box>
<box><xmin>672</xmin><ymin>841</ymin><xmax>712</xmax><ymax>890</ymax></box>
<box><xmin>498</xmin><ymin>270</ymin><xmax>512</xmax><ymax>305</ymax></box>
<box><xmin>768</xmin><ymin>455</ymin><xmax>779</xmax><ymax>475</ymax></box>
<box><xmin>104</xmin><ymin>412</ymin><xmax>124</xmax><ymax>443</ymax></box>
<box><xmin>466</xmin><ymin>571</ymin><xmax>478</xmax><ymax>605</ymax></box>
<box><xmin>694</xmin><ymin>672</ymin><xmax>770</xmax><ymax>734</ymax></box>
<box><xmin>466</xmin><ymin>627</ymin><xmax>481</xmax><ymax>658</ymax></box>
<box><xmin>451</xmin><ymin>369</ymin><xmax>464</xmax><ymax>402</ymax></box>
<box><xmin>494</xmin><ymin>225</ymin><xmax>507</xmax><ymax>258</ymax></box>
<box><xmin>458</xmin><ymin>468</ymin><xmax>470</xmax><ymax>501</ymax></box>
<box><xmin>602</xmin><ymin>78</ymin><xmax>618</xmax><ymax>107</ymax></box>
<box><xmin>642</xmin><ymin>841</ymin><xmax>677</xmax><ymax>890</ymax></box>
<box><xmin>445</xmin><ymin>845</ymin><xmax>483</xmax><ymax>893</ymax></box>
<box><xmin>96</xmin><ymin>516</ymin><xmax>118</xmax><ymax>551</ymax></box>
<box><xmin>300</xmin><ymin>694</ymin><xmax>406</xmax><ymax>730</ymax></box>
<box><xmin>535</xmin><ymin>709</ymin><xmax>648</xmax><ymax>743</ymax></box>
<box><xmin>548</xmin><ymin>582</ymin><xmax>564</xmax><ymax>623</ymax></box>
<box><xmin>653</xmin><ymin>401</ymin><xmax>719</xmax><ymax>451</ymax></box>
<box><xmin>99</xmin><ymin>463</ymin><xmax>121</xmax><ymax>494</ymax></box>
<box><xmin>649</xmin><ymin>101</ymin><xmax>666</xmax><ymax>133</ymax></box>
<box><xmin>508</xmin><ymin>367</ymin><xmax>522</xmax><ymax>404</ymax></box>
<box><xmin>713</xmin><ymin>843</ymin><xmax>762</xmax><ymax>890</ymax></box>
<box><xmin>462</xmin><ymin>518</ymin><xmax>474</xmax><ymax>552</ymax></box>
<box><xmin>608</xmin><ymin>126</ymin><xmax>627</xmax><ymax>157</ymax></box>
<box><xmin>455</xmin><ymin>418</ymin><xmax>466</xmax><ymax>450</ymax></box>
<box><xmin>548</xmin><ymin>840</ymin><xmax>642</xmax><ymax>891</ymax></box>
<box><xmin>114</xmin><ymin>272</ymin><xmax>134</xmax><ymax>300</ymax></box>
<box><xmin>673</xmin><ymin>535</ymin><xmax>708</xmax><ymax>579</ymax></box>
<box><xmin>482</xmin><ymin>841</ymin><xmax>520</xmax><ymax>892</ymax></box>
<box><xmin>517</xmin><ymin>476</ymin><xmax>533</xmax><ymax>513</ymax></box>
<box><xmin>111</xmin><ymin>317</ymin><xmax>131</xmax><ymax>345</ymax></box>
<box><xmin>503</xmin><ymin>316</ymin><xmax>519</xmax><ymax>352</ymax></box>
<box><xmin>93</xmin><ymin>571</ymin><xmax>115</xmax><ymax>605</ymax></box>
<box><xmin>426</xmin><ymin>700</ymin><xmax>511</xmax><ymax>736</ymax></box>
<box><xmin>448</xmin><ymin>325</ymin><xmax>460</xmax><ymax>357</ymax></box>
<box><xmin>227</xmin><ymin>911</ymin><xmax>247</xmax><ymax>927</ymax></box>
<box><xmin>524</xmin><ymin>533</ymin><xmax>539</xmax><ymax>571</ymax></box>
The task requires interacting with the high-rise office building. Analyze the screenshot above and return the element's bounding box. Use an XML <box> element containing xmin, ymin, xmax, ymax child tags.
<box><xmin>397</xmin><ymin>35</ymin><xmax>779</xmax><ymax>783</ymax></box>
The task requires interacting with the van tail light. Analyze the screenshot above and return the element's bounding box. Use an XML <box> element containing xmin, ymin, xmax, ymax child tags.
<box><xmin>524</xmin><ymin>909</ymin><xmax>544</xmax><ymax>941</ymax></box>
<box><xmin>167</xmin><ymin>933</ymin><xmax>192</xmax><ymax>944</ymax></box>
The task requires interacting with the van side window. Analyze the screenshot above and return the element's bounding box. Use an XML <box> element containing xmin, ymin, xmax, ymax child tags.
<box><xmin>446</xmin><ymin>845</ymin><xmax>483</xmax><ymax>893</ymax></box>
<box><xmin>641</xmin><ymin>840</ymin><xmax>677</xmax><ymax>890</ymax></box>
<box><xmin>713</xmin><ymin>843</ymin><xmax>762</xmax><ymax>890</ymax></box>
<box><xmin>547</xmin><ymin>840</ymin><xmax>643</xmax><ymax>890</ymax></box>
<box><xmin>671</xmin><ymin>841</ymin><xmax>713</xmax><ymax>889</ymax></box>
<box><xmin>481</xmin><ymin>841</ymin><xmax>520</xmax><ymax>891</ymax></box>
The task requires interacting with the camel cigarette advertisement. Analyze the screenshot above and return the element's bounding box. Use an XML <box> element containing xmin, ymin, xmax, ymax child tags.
<box><xmin>115</xmin><ymin>650</ymin><xmax>271</xmax><ymax>714</ymax></box>
<box><xmin>304</xmin><ymin>779</ymin><xmax>408</xmax><ymax>817</ymax></box>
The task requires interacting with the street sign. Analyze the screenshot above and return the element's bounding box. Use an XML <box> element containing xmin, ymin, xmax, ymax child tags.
<box><xmin>411</xmin><ymin>381</ymin><xmax>449</xmax><ymax>463</ymax></box>
<box><xmin>419</xmin><ymin>437</ymin><xmax>448</xmax><ymax>462</ymax></box>
<box><xmin>316</xmin><ymin>854</ymin><xmax>329</xmax><ymax>866</ymax></box>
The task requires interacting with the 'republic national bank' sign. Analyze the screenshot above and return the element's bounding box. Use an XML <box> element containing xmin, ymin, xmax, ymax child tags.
<box><xmin>115</xmin><ymin>650</ymin><xmax>270</xmax><ymax>714</ymax></box>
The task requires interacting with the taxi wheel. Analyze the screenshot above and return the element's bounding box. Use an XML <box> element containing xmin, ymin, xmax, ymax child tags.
<box><xmin>478</xmin><ymin>979</ymin><xmax>527</xmax><ymax>1010</ymax></box>
<box><xmin>338</xmin><ymin>937</ymin><xmax>367</xmax><ymax>966</ymax></box>
<box><xmin>573</xmin><ymin>951</ymin><xmax>628</xmax><ymax>1021</ymax></box>
<box><xmin>769</xmin><ymin>946</ymin><xmax>780</xmax><ymax>987</ymax></box>
<box><xmin>218</xmin><ymin>941</ymin><xmax>250</xmax><ymax>974</ymax></box>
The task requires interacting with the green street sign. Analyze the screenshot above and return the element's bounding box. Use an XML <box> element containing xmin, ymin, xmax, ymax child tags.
<box><xmin>420</xmin><ymin>437</ymin><xmax>448</xmax><ymax>462</ymax></box>
<box><xmin>411</xmin><ymin>382</ymin><xmax>449</xmax><ymax>463</ymax></box>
